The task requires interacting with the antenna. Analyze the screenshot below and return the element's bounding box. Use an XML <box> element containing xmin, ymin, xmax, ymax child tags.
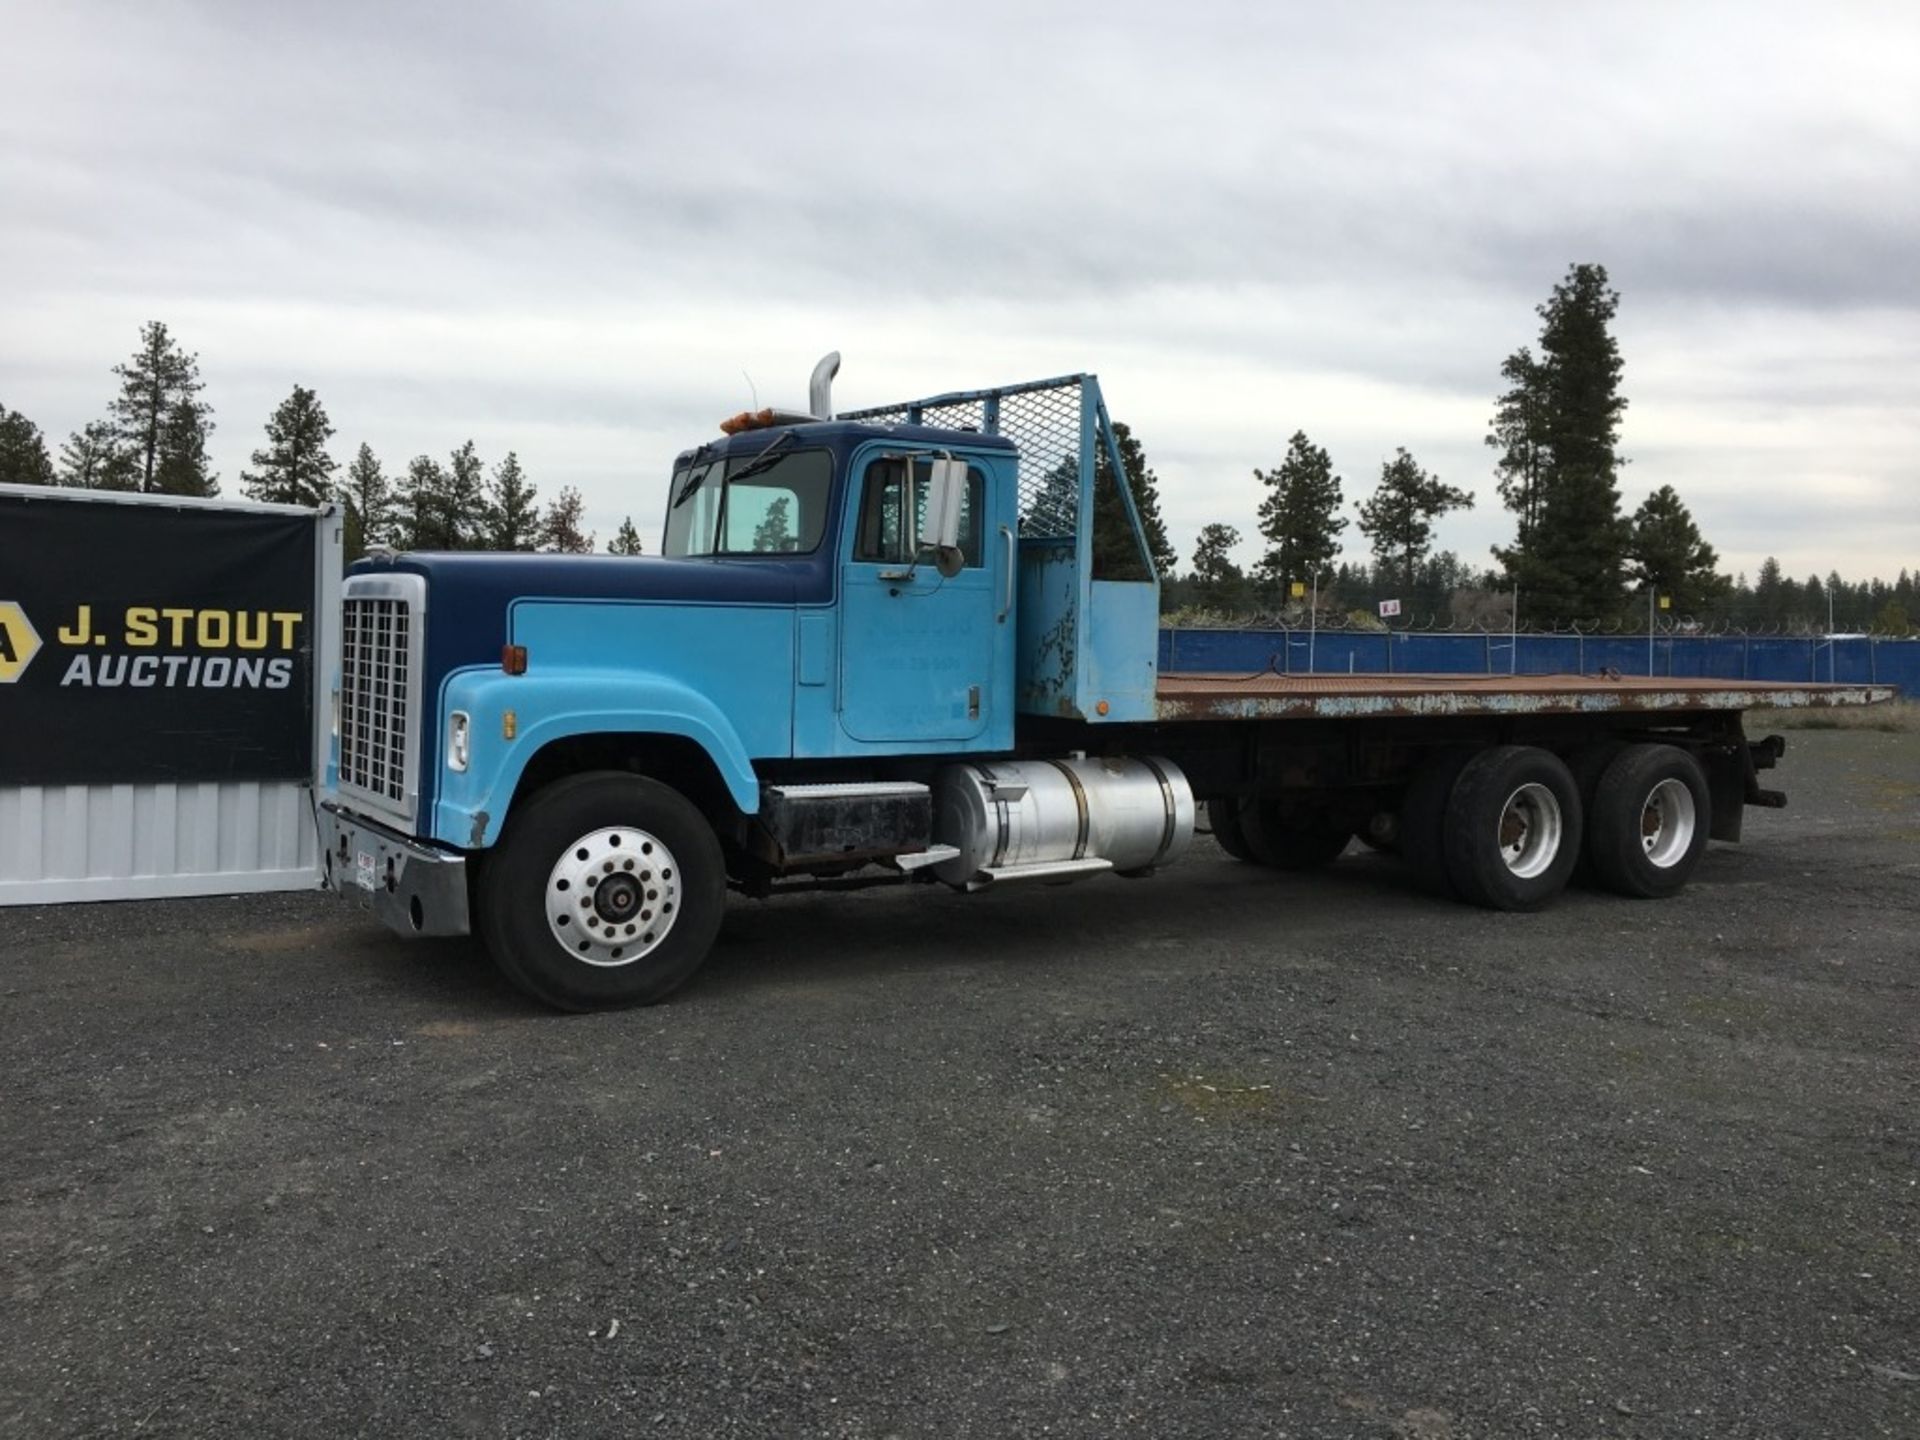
<box><xmin>742</xmin><ymin>370</ymin><xmax>758</xmax><ymax>409</ymax></box>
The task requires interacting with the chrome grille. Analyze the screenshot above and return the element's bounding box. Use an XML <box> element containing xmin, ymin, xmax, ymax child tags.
<box><xmin>339</xmin><ymin>590</ymin><xmax>417</xmax><ymax>812</ymax></box>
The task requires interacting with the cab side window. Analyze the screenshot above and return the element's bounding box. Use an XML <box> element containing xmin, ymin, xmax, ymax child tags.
<box><xmin>853</xmin><ymin>458</ymin><xmax>985</xmax><ymax>567</ymax></box>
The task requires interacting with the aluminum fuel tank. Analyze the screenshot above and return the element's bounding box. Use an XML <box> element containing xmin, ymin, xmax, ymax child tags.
<box><xmin>931</xmin><ymin>756</ymin><xmax>1194</xmax><ymax>887</ymax></box>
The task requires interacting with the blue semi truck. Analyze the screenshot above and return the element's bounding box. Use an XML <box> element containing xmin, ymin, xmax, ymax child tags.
<box><xmin>320</xmin><ymin>357</ymin><xmax>1891</xmax><ymax>1009</ymax></box>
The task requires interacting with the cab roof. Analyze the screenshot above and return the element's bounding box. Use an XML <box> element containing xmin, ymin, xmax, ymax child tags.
<box><xmin>673</xmin><ymin>420</ymin><xmax>1016</xmax><ymax>471</ymax></box>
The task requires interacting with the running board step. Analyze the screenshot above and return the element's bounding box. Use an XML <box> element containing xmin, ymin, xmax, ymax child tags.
<box><xmin>893</xmin><ymin>844</ymin><xmax>961</xmax><ymax>872</ymax></box>
<box><xmin>757</xmin><ymin>783</ymin><xmax>932</xmax><ymax>868</ymax></box>
<box><xmin>765</xmin><ymin>782</ymin><xmax>930</xmax><ymax>800</ymax></box>
<box><xmin>969</xmin><ymin>857</ymin><xmax>1114</xmax><ymax>889</ymax></box>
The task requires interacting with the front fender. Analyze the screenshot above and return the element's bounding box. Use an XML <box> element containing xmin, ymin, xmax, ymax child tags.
<box><xmin>431</xmin><ymin>666</ymin><xmax>763</xmax><ymax>848</ymax></box>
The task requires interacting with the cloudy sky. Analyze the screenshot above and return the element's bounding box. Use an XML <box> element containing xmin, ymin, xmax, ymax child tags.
<box><xmin>4</xmin><ymin>1</ymin><xmax>1916</xmax><ymax>584</ymax></box>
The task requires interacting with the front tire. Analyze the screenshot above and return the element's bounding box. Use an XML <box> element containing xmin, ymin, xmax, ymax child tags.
<box><xmin>1587</xmin><ymin>744</ymin><xmax>1711</xmax><ymax>899</ymax></box>
<box><xmin>479</xmin><ymin>772</ymin><xmax>726</xmax><ymax>1010</ymax></box>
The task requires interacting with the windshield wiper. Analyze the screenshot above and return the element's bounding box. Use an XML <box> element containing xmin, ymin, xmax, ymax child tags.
<box><xmin>717</xmin><ymin>430</ymin><xmax>798</xmax><ymax>490</ymax></box>
<box><xmin>671</xmin><ymin>444</ymin><xmax>718</xmax><ymax>510</ymax></box>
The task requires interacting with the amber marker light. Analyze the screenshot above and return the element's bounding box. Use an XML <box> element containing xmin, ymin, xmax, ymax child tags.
<box><xmin>502</xmin><ymin>710</ymin><xmax>518</xmax><ymax>740</ymax></box>
<box><xmin>502</xmin><ymin>644</ymin><xmax>528</xmax><ymax>675</ymax></box>
<box><xmin>1096</xmin><ymin>700</ymin><xmax>1110</xmax><ymax>716</ymax></box>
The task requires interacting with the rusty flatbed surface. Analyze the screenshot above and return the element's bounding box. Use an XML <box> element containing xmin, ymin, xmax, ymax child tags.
<box><xmin>1153</xmin><ymin>672</ymin><xmax>1897</xmax><ymax>722</ymax></box>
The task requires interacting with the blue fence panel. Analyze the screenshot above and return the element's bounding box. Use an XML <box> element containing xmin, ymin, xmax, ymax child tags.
<box><xmin>1160</xmin><ymin>629</ymin><xmax>1917</xmax><ymax>695</ymax></box>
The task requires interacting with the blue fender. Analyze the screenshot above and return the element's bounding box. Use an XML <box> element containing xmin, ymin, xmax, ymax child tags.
<box><xmin>430</xmin><ymin>666</ymin><xmax>763</xmax><ymax>849</ymax></box>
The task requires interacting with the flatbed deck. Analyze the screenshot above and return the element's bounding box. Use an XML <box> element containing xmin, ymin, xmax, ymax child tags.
<box><xmin>1154</xmin><ymin>672</ymin><xmax>1897</xmax><ymax>722</ymax></box>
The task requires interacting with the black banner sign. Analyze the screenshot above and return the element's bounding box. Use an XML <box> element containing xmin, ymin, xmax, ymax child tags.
<box><xmin>0</xmin><ymin>495</ymin><xmax>317</xmax><ymax>785</ymax></box>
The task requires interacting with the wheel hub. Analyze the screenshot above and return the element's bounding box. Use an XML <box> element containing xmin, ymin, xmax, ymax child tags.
<box><xmin>1497</xmin><ymin>782</ymin><xmax>1563</xmax><ymax>879</ymax></box>
<box><xmin>544</xmin><ymin>826</ymin><xmax>682</xmax><ymax>968</ymax></box>
<box><xmin>594</xmin><ymin>872</ymin><xmax>643</xmax><ymax>923</ymax></box>
<box><xmin>1639</xmin><ymin>777</ymin><xmax>1697</xmax><ymax>867</ymax></box>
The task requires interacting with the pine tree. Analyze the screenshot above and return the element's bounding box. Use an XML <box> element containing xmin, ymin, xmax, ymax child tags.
<box><xmin>0</xmin><ymin>404</ymin><xmax>56</xmax><ymax>486</ymax></box>
<box><xmin>109</xmin><ymin>321</ymin><xmax>214</xmax><ymax>494</ymax></box>
<box><xmin>57</xmin><ymin>421</ymin><xmax>133</xmax><ymax>489</ymax></box>
<box><xmin>1190</xmin><ymin>523</ymin><xmax>1243</xmax><ymax>587</ymax></box>
<box><xmin>1091</xmin><ymin>422</ymin><xmax>1176</xmax><ymax>576</ymax></box>
<box><xmin>1357</xmin><ymin>449</ymin><xmax>1473</xmax><ymax>597</ymax></box>
<box><xmin>1625</xmin><ymin>485</ymin><xmax>1725</xmax><ymax>614</ymax></box>
<box><xmin>241</xmin><ymin>385</ymin><xmax>336</xmax><ymax>506</ymax></box>
<box><xmin>751</xmin><ymin>495</ymin><xmax>796</xmax><ymax>552</ymax></box>
<box><xmin>484</xmin><ymin>451</ymin><xmax>541</xmax><ymax>550</ymax></box>
<box><xmin>1754</xmin><ymin>556</ymin><xmax>1785</xmax><ymax>626</ymax></box>
<box><xmin>1254</xmin><ymin>431</ymin><xmax>1346</xmax><ymax>592</ymax></box>
<box><xmin>398</xmin><ymin>455</ymin><xmax>451</xmax><ymax>549</ymax></box>
<box><xmin>608</xmin><ymin>516</ymin><xmax>646</xmax><ymax>555</ymax></box>
<box><xmin>341</xmin><ymin>444</ymin><xmax>395</xmax><ymax>561</ymax></box>
<box><xmin>443</xmin><ymin>441</ymin><xmax>488</xmax><ymax>549</ymax></box>
<box><xmin>1028</xmin><ymin>455</ymin><xmax>1080</xmax><ymax>537</ymax></box>
<box><xmin>152</xmin><ymin>398</ymin><xmax>218</xmax><ymax>496</ymax></box>
<box><xmin>1493</xmin><ymin>264</ymin><xmax>1630</xmax><ymax>622</ymax></box>
<box><xmin>541</xmin><ymin>485</ymin><xmax>594</xmax><ymax>553</ymax></box>
<box><xmin>1486</xmin><ymin>347</ymin><xmax>1550</xmax><ymax>540</ymax></box>
<box><xmin>1804</xmin><ymin>574</ymin><xmax>1827</xmax><ymax>630</ymax></box>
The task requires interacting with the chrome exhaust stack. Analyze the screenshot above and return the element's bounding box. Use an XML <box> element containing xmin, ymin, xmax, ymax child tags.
<box><xmin>809</xmin><ymin>352</ymin><xmax>841</xmax><ymax>420</ymax></box>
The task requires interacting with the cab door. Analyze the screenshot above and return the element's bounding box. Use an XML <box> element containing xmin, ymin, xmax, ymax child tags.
<box><xmin>838</xmin><ymin>453</ymin><xmax>1001</xmax><ymax>744</ymax></box>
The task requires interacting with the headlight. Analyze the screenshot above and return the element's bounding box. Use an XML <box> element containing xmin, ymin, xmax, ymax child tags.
<box><xmin>448</xmin><ymin>711</ymin><xmax>471</xmax><ymax>772</ymax></box>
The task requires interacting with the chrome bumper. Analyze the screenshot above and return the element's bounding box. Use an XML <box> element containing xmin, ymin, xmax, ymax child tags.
<box><xmin>321</xmin><ymin>801</ymin><xmax>470</xmax><ymax>938</ymax></box>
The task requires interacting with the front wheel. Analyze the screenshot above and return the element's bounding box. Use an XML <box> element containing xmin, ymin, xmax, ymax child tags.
<box><xmin>479</xmin><ymin>772</ymin><xmax>727</xmax><ymax>1010</ymax></box>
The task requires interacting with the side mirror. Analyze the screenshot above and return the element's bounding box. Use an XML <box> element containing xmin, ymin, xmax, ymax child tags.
<box><xmin>920</xmin><ymin>456</ymin><xmax>967</xmax><ymax>554</ymax></box>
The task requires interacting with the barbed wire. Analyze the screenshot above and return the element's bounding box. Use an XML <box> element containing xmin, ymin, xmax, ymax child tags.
<box><xmin>1160</xmin><ymin>609</ymin><xmax>1919</xmax><ymax>639</ymax></box>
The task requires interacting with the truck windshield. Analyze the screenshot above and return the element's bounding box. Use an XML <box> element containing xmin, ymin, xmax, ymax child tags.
<box><xmin>662</xmin><ymin>447</ymin><xmax>834</xmax><ymax>557</ymax></box>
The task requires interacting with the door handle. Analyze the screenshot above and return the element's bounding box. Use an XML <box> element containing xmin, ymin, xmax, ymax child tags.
<box><xmin>997</xmin><ymin>525</ymin><xmax>1015</xmax><ymax>622</ymax></box>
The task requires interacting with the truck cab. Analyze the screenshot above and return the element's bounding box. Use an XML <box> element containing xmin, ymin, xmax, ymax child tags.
<box><xmin>321</xmin><ymin>365</ymin><xmax>1183</xmax><ymax>1007</ymax></box>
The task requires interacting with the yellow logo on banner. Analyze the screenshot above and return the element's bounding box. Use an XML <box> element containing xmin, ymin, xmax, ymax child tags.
<box><xmin>0</xmin><ymin>600</ymin><xmax>43</xmax><ymax>682</ymax></box>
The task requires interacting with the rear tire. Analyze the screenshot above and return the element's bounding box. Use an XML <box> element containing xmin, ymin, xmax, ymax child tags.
<box><xmin>479</xmin><ymin>772</ymin><xmax>726</xmax><ymax>1011</ymax></box>
<box><xmin>1566</xmin><ymin>740</ymin><xmax>1627</xmax><ymax>884</ymax></box>
<box><xmin>1587</xmin><ymin>744</ymin><xmax>1711</xmax><ymax>899</ymax></box>
<box><xmin>1207</xmin><ymin>798</ymin><xmax>1254</xmax><ymax>862</ymax></box>
<box><xmin>1237</xmin><ymin>799</ymin><xmax>1352</xmax><ymax>870</ymax></box>
<box><xmin>1398</xmin><ymin>749</ymin><xmax>1476</xmax><ymax>896</ymax></box>
<box><xmin>1442</xmin><ymin>746</ymin><xmax>1581</xmax><ymax>911</ymax></box>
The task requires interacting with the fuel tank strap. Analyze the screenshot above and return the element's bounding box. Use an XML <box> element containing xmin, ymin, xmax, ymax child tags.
<box><xmin>1046</xmin><ymin>759</ymin><xmax>1092</xmax><ymax>860</ymax></box>
<box><xmin>1137</xmin><ymin>755</ymin><xmax>1180</xmax><ymax>867</ymax></box>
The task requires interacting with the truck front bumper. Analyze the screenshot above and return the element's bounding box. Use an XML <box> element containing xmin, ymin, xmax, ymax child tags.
<box><xmin>320</xmin><ymin>802</ymin><xmax>471</xmax><ymax>938</ymax></box>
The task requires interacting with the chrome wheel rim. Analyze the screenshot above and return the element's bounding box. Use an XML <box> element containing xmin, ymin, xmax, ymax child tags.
<box><xmin>545</xmin><ymin>827</ymin><xmax>681</xmax><ymax>967</ymax></box>
<box><xmin>1640</xmin><ymin>778</ymin><xmax>1697</xmax><ymax>868</ymax></box>
<box><xmin>1497</xmin><ymin>782</ymin><xmax>1563</xmax><ymax>879</ymax></box>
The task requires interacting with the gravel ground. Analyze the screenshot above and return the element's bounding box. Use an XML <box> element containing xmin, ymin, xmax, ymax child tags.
<box><xmin>3</xmin><ymin>729</ymin><xmax>1917</xmax><ymax>1439</ymax></box>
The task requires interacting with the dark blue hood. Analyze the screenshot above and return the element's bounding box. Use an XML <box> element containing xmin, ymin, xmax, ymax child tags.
<box><xmin>372</xmin><ymin>550</ymin><xmax>818</xmax><ymax>608</ymax></box>
<box><xmin>353</xmin><ymin>547</ymin><xmax>829</xmax><ymax>702</ymax></box>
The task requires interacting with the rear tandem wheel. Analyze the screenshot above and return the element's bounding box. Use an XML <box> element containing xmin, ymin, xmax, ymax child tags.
<box><xmin>1441</xmin><ymin>745</ymin><xmax>1583</xmax><ymax>911</ymax></box>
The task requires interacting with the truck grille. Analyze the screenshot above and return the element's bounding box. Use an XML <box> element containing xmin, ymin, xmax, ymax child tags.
<box><xmin>339</xmin><ymin>591</ymin><xmax>417</xmax><ymax>811</ymax></box>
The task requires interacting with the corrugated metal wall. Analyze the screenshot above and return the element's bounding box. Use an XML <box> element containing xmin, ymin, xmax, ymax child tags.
<box><xmin>0</xmin><ymin>488</ymin><xmax>341</xmax><ymax>907</ymax></box>
<box><xmin>0</xmin><ymin>780</ymin><xmax>320</xmax><ymax>903</ymax></box>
